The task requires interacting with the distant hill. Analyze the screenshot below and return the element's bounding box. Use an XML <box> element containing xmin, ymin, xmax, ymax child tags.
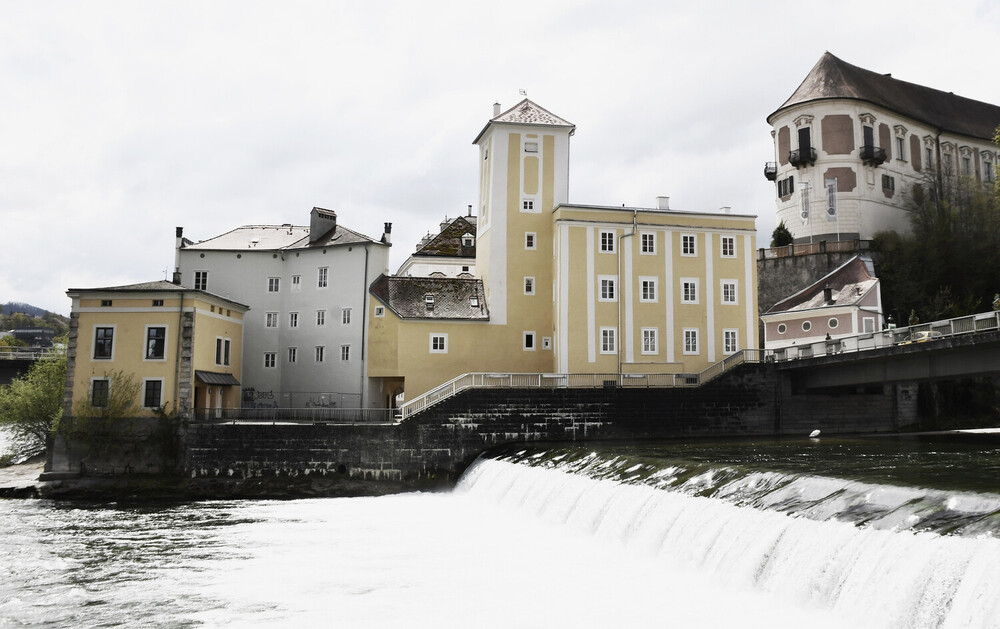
<box><xmin>0</xmin><ymin>303</ymin><xmax>70</xmax><ymax>338</ymax></box>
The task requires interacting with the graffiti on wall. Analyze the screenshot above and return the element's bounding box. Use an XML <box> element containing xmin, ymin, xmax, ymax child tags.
<box><xmin>242</xmin><ymin>387</ymin><xmax>278</xmax><ymax>409</ymax></box>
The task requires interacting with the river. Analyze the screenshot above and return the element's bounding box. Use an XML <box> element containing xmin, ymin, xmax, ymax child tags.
<box><xmin>2</xmin><ymin>434</ymin><xmax>999</xmax><ymax>628</ymax></box>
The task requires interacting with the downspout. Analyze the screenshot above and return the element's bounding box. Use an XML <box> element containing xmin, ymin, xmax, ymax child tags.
<box><xmin>174</xmin><ymin>291</ymin><xmax>185</xmax><ymax>417</ymax></box>
<box><xmin>359</xmin><ymin>245</ymin><xmax>369</xmax><ymax>408</ymax></box>
<box><xmin>617</xmin><ymin>208</ymin><xmax>638</xmax><ymax>379</ymax></box>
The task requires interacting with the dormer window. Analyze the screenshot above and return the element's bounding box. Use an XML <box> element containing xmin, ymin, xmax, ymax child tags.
<box><xmin>424</xmin><ymin>294</ymin><xmax>435</xmax><ymax>310</ymax></box>
<box><xmin>462</xmin><ymin>233</ymin><xmax>474</xmax><ymax>247</ymax></box>
<box><xmin>470</xmin><ymin>295</ymin><xmax>479</xmax><ymax>308</ymax></box>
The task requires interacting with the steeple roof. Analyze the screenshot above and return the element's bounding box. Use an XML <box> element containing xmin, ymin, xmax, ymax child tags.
<box><xmin>769</xmin><ymin>52</ymin><xmax>1000</xmax><ymax>141</ymax></box>
<box><xmin>473</xmin><ymin>98</ymin><xmax>575</xmax><ymax>144</ymax></box>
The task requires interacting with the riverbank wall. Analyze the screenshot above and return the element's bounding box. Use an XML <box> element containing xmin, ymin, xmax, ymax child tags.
<box><xmin>36</xmin><ymin>363</ymin><xmax>923</xmax><ymax>499</ymax></box>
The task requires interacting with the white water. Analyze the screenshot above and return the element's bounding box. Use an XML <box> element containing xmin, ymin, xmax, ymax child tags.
<box><xmin>457</xmin><ymin>458</ymin><xmax>1000</xmax><ymax>628</ymax></box>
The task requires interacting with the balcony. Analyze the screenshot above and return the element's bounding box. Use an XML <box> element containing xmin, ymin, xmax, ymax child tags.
<box><xmin>788</xmin><ymin>147</ymin><xmax>817</xmax><ymax>168</ymax></box>
<box><xmin>861</xmin><ymin>144</ymin><xmax>886</xmax><ymax>167</ymax></box>
<box><xmin>764</xmin><ymin>162</ymin><xmax>778</xmax><ymax>181</ymax></box>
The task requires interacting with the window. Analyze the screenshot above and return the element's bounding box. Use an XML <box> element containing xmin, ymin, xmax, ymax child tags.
<box><xmin>882</xmin><ymin>174</ymin><xmax>895</xmax><ymax>191</ymax></box>
<box><xmin>94</xmin><ymin>327</ymin><xmax>114</xmax><ymax>359</ymax></box>
<box><xmin>926</xmin><ymin>147</ymin><xmax>934</xmax><ymax>169</ymax></box>
<box><xmin>289</xmin><ymin>312</ymin><xmax>298</xmax><ymax>328</ymax></box>
<box><xmin>268</xmin><ymin>277</ymin><xmax>280</xmax><ymax>293</ymax></box>
<box><xmin>524</xmin><ymin>141</ymin><xmax>538</xmax><ymax>153</ymax></box>
<box><xmin>524</xmin><ymin>277</ymin><xmax>535</xmax><ymax>295</ymax></box>
<box><xmin>292</xmin><ymin>275</ymin><xmax>301</xmax><ymax>287</ymax></box>
<box><xmin>266</xmin><ymin>312</ymin><xmax>279</xmax><ymax>328</ymax></box>
<box><xmin>641</xmin><ymin>328</ymin><xmax>658</xmax><ymax>355</ymax></box>
<box><xmin>522</xmin><ymin>200</ymin><xmax>534</xmax><ymax>212</ymax></box>
<box><xmin>341</xmin><ymin>345</ymin><xmax>350</xmax><ymax>361</ymax></box>
<box><xmin>640</xmin><ymin>277</ymin><xmax>657</xmax><ymax>303</ymax></box>
<box><xmin>962</xmin><ymin>156</ymin><xmax>971</xmax><ymax>176</ymax></box>
<box><xmin>681</xmin><ymin>234</ymin><xmax>696</xmax><ymax>256</ymax></box>
<box><xmin>896</xmin><ymin>136</ymin><xmax>905</xmax><ymax>160</ymax></box>
<box><xmin>317</xmin><ymin>267</ymin><xmax>328</xmax><ymax>288</ymax></box>
<box><xmin>101</xmin><ymin>299</ymin><xmax>112</xmax><ymax>307</ymax></box>
<box><xmin>723</xmin><ymin>329</ymin><xmax>739</xmax><ymax>355</ymax></box>
<box><xmin>863</xmin><ymin>318</ymin><xmax>875</xmax><ymax>334</ymax></box>
<box><xmin>288</xmin><ymin>347</ymin><xmax>297</xmax><ymax>363</ymax></box>
<box><xmin>721</xmin><ymin>236</ymin><xmax>735</xmax><ymax>257</ymax></box>
<box><xmin>599</xmin><ymin>276</ymin><xmax>617</xmax><ymax>302</ymax></box>
<box><xmin>721</xmin><ymin>280</ymin><xmax>738</xmax><ymax>305</ymax></box>
<box><xmin>683</xmin><ymin>329</ymin><xmax>699</xmax><ymax>355</ymax></box>
<box><xmin>143</xmin><ymin>379</ymin><xmax>163</xmax><ymax>409</ymax></box>
<box><xmin>91</xmin><ymin>379</ymin><xmax>109</xmax><ymax>408</ymax></box>
<box><xmin>374</xmin><ymin>306</ymin><xmax>385</xmax><ymax>318</ymax></box>
<box><xmin>542</xmin><ymin>337</ymin><xmax>552</xmax><ymax>350</ymax></box>
<box><xmin>216</xmin><ymin>338</ymin><xmax>231</xmax><ymax>366</ymax></box>
<box><xmin>152</xmin><ymin>299</ymin><xmax>163</xmax><ymax>307</ymax></box>
<box><xmin>462</xmin><ymin>265</ymin><xmax>470</xmax><ymax>272</ymax></box>
<box><xmin>194</xmin><ymin>271</ymin><xmax>208</xmax><ymax>291</ymax></box>
<box><xmin>264</xmin><ymin>352</ymin><xmax>276</xmax><ymax>368</ymax></box>
<box><xmin>640</xmin><ymin>232</ymin><xmax>655</xmax><ymax>254</ymax></box>
<box><xmin>600</xmin><ymin>230</ymin><xmax>615</xmax><ymax>253</ymax></box>
<box><xmin>316</xmin><ymin>310</ymin><xmax>326</xmax><ymax>326</ymax></box>
<box><xmin>777</xmin><ymin>323</ymin><xmax>787</xmax><ymax>334</ymax></box>
<box><xmin>342</xmin><ymin>308</ymin><xmax>352</xmax><ymax>325</ymax></box>
<box><xmin>430</xmin><ymin>334</ymin><xmax>447</xmax><ymax>353</ymax></box>
<box><xmin>145</xmin><ymin>326</ymin><xmax>166</xmax><ymax>360</ymax></box>
<box><xmin>985</xmin><ymin>160</ymin><xmax>995</xmax><ymax>183</ymax></box>
<box><xmin>315</xmin><ymin>346</ymin><xmax>325</xmax><ymax>362</ymax></box>
<box><xmin>600</xmin><ymin>327</ymin><xmax>617</xmax><ymax>354</ymax></box>
<box><xmin>523</xmin><ymin>332</ymin><xmax>535</xmax><ymax>351</ymax></box>
<box><xmin>424</xmin><ymin>295</ymin><xmax>435</xmax><ymax>310</ymax></box>
<box><xmin>681</xmin><ymin>279</ymin><xmax>698</xmax><ymax>304</ymax></box>
<box><xmin>802</xmin><ymin>321</ymin><xmax>812</xmax><ymax>332</ymax></box>
<box><xmin>778</xmin><ymin>175</ymin><xmax>795</xmax><ymax>197</ymax></box>
<box><xmin>525</xmin><ymin>232</ymin><xmax>536</xmax><ymax>250</ymax></box>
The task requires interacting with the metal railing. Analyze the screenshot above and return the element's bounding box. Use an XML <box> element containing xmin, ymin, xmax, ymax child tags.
<box><xmin>0</xmin><ymin>347</ymin><xmax>59</xmax><ymax>360</ymax></box>
<box><xmin>758</xmin><ymin>239</ymin><xmax>871</xmax><ymax>260</ymax></box>
<box><xmin>398</xmin><ymin>348</ymin><xmax>771</xmax><ymax>420</ymax></box>
<box><xmin>770</xmin><ymin>311</ymin><xmax>1000</xmax><ymax>362</ymax></box>
<box><xmin>192</xmin><ymin>407</ymin><xmax>396</xmax><ymax>425</ymax></box>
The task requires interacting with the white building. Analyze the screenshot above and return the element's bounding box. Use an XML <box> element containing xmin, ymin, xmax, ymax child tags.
<box><xmin>175</xmin><ymin>207</ymin><xmax>391</xmax><ymax>409</ymax></box>
<box><xmin>766</xmin><ymin>52</ymin><xmax>1000</xmax><ymax>243</ymax></box>
<box><xmin>395</xmin><ymin>212</ymin><xmax>477</xmax><ymax>278</ymax></box>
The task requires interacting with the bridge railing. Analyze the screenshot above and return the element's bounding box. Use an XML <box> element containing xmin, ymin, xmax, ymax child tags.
<box><xmin>0</xmin><ymin>347</ymin><xmax>60</xmax><ymax>361</ymax></box>
<box><xmin>191</xmin><ymin>407</ymin><xmax>396</xmax><ymax>424</ymax></box>
<box><xmin>772</xmin><ymin>310</ymin><xmax>1000</xmax><ymax>362</ymax></box>
<box><xmin>399</xmin><ymin>349</ymin><xmax>770</xmax><ymax>420</ymax></box>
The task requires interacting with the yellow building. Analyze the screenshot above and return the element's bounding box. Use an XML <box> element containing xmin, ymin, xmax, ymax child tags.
<box><xmin>64</xmin><ymin>281</ymin><xmax>248</xmax><ymax>420</ymax></box>
<box><xmin>368</xmin><ymin>100</ymin><xmax>758</xmax><ymax>404</ymax></box>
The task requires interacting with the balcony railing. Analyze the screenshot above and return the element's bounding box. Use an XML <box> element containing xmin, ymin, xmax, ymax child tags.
<box><xmin>788</xmin><ymin>147</ymin><xmax>817</xmax><ymax>168</ymax></box>
<box><xmin>764</xmin><ymin>162</ymin><xmax>778</xmax><ymax>181</ymax></box>
<box><xmin>861</xmin><ymin>144</ymin><xmax>886</xmax><ymax>167</ymax></box>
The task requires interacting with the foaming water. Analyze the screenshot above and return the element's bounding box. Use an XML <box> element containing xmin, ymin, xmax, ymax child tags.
<box><xmin>457</xmin><ymin>450</ymin><xmax>1000</xmax><ymax>628</ymax></box>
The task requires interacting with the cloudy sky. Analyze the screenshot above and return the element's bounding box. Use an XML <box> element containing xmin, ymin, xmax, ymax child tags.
<box><xmin>3</xmin><ymin>0</ymin><xmax>999</xmax><ymax>315</ymax></box>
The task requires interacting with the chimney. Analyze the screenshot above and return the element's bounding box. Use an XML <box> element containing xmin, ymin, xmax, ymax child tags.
<box><xmin>823</xmin><ymin>285</ymin><xmax>834</xmax><ymax>304</ymax></box>
<box><xmin>381</xmin><ymin>222</ymin><xmax>392</xmax><ymax>245</ymax></box>
<box><xmin>173</xmin><ymin>227</ymin><xmax>184</xmax><ymax>285</ymax></box>
<box><xmin>493</xmin><ymin>102</ymin><xmax>501</xmax><ymax>117</ymax></box>
<box><xmin>309</xmin><ymin>207</ymin><xmax>337</xmax><ymax>244</ymax></box>
<box><xmin>720</xmin><ymin>206</ymin><xmax>732</xmax><ymax>214</ymax></box>
<box><xmin>656</xmin><ymin>196</ymin><xmax>670</xmax><ymax>210</ymax></box>
<box><xmin>440</xmin><ymin>216</ymin><xmax>450</xmax><ymax>233</ymax></box>
<box><xmin>467</xmin><ymin>204</ymin><xmax>473</xmax><ymax>217</ymax></box>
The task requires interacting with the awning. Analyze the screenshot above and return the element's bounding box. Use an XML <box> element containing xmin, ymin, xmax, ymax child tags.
<box><xmin>195</xmin><ymin>370</ymin><xmax>241</xmax><ymax>386</ymax></box>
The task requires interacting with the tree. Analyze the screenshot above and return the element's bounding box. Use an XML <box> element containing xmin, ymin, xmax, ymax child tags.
<box><xmin>770</xmin><ymin>220</ymin><xmax>794</xmax><ymax>247</ymax></box>
<box><xmin>0</xmin><ymin>351</ymin><xmax>66</xmax><ymax>461</ymax></box>
<box><xmin>72</xmin><ymin>369</ymin><xmax>141</xmax><ymax>420</ymax></box>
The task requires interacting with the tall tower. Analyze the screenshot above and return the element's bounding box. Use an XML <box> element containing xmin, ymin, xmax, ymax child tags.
<box><xmin>472</xmin><ymin>99</ymin><xmax>574</xmax><ymax>328</ymax></box>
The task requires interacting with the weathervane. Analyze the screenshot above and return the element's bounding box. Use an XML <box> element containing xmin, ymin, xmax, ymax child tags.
<box><xmin>519</xmin><ymin>89</ymin><xmax>527</xmax><ymax>97</ymax></box>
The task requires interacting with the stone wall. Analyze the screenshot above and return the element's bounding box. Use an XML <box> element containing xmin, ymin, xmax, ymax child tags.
<box><xmin>757</xmin><ymin>250</ymin><xmax>866</xmax><ymax>313</ymax></box>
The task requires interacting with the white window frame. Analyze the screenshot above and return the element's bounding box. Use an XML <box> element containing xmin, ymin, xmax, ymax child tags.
<box><xmin>289</xmin><ymin>312</ymin><xmax>298</xmax><ymax>328</ymax></box>
<box><xmin>215</xmin><ymin>337</ymin><xmax>231</xmax><ymax>366</ymax></box>
<box><xmin>316</xmin><ymin>310</ymin><xmax>326</xmax><ymax>326</ymax></box>
<box><xmin>267</xmin><ymin>277</ymin><xmax>280</xmax><ymax>293</ymax></box>
<box><xmin>681</xmin><ymin>278</ymin><xmax>699</xmax><ymax>304</ymax></box>
<box><xmin>291</xmin><ymin>275</ymin><xmax>301</xmax><ymax>289</ymax></box>
<box><xmin>721</xmin><ymin>280</ymin><xmax>738</xmax><ymax>305</ymax></box>
<box><xmin>524</xmin><ymin>277</ymin><xmax>535</xmax><ymax>295</ymax></box>
<box><xmin>720</xmin><ymin>236</ymin><xmax>736</xmax><ymax>258</ymax></box>
<box><xmin>263</xmin><ymin>352</ymin><xmax>276</xmax><ymax>369</ymax></box>
<box><xmin>681</xmin><ymin>234</ymin><xmax>697</xmax><ymax>257</ymax></box>
<box><xmin>777</xmin><ymin>323</ymin><xmax>787</xmax><ymax>335</ymax></box>
<box><xmin>599</xmin><ymin>230</ymin><xmax>616</xmax><ymax>253</ymax></box>
<box><xmin>374</xmin><ymin>306</ymin><xmax>385</xmax><ymax>318</ymax></box>
<box><xmin>523</xmin><ymin>331</ymin><xmax>536</xmax><ymax>351</ymax></box>
<box><xmin>524</xmin><ymin>141</ymin><xmax>539</xmax><ymax>153</ymax></box>
<box><xmin>521</xmin><ymin>198</ymin><xmax>538</xmax><ymax>213</ymax></box>
<box><xmin>141</xmin><ymin>378</ymin><xmax>164</xmax><ymax>409</ymax></box>
<box><xmin>863</xmin><ymin>318</ymin><xmax>875</xmax><ymax>334</ymax></box>
<box><xmin>429</xmin><ymin>333</ymin><xmax>448</xmax><ymax>354</ymax></box>
<box><xmin>93</xmin><ymin>324</ymin><xmax>116</xmax><ymax>361</ymax></box>
<box><xmin>525</xmin><ymin>232</ymin><xmax>536</xmax><ymax>250</ymax></box>
<box><xmin>723</xmin><ymin>329</ymin><xmax>739</xmax><ymax>355</ymax></box>
<box><xmin>194</xmin><ymin>271</ymin><xmax>208</xmax><ymax>291</ymax></box>
<box><xmin>802</xmin><ymin>321</ymin><xmax>812</xmax><ymax>332</ymax></box>
<box><xmin>317</xmin><ymin>267</ymin><xmax>329</xmax><ymax>288</ymax></box>
<box><xmin>288</xmin><ymin>347</ymin><xmax>297</xmax><ymax>363</ymax></box>
<box><xmin>542</xmin><ymin>337</ymin><xmax>552</xmax><ymax>350</ymax></box>
<box><xmin>342</xmin><ymin>308</ymin><xmax>352</xmax><ymax>325</ymax></box>
<box><xmin>143</xmin><ymin>325</ymin><xmax>167</xmax><ymax>362</ymax></box>
<box><xmin>683</xmin><ymin>328</ymin><xmax>699</xmax><ymax>355</ymax></box>
<box><xmin>341</xmin><ymin>345</ymin><xmax>350</xmax><ymax>361</ymax></box>
<box><xmin>641</xmin><ymin>327</ymin><xmax>658</xmax><ymax>355</ymax></box>
<box><xmin>639</xmin><ymin>277</ymin><xmax>657</xmax><ymax>303</ymax></box>
<box><xmin>600</xmin><ymin>327</ymin><xmax>617</xmax><ymax>354</ymax></box>
<box><xmin>598</xmin><ymin>275</ymin><xmax>617</xmax><ymax>302</ymax></box>
<box><xmin>266</xmin><ymin>312</ymin><xmax>279</xmax><ymax>328</ymax></box>
<box><xmin>315</xmin><ymin>346</ymin><xmax>325</xmax><ymax>362</ymax></box>
<box><xmin>640</xmin><ymin>231</ymin><xmax>656</xmax><ymax>255</ymax></box>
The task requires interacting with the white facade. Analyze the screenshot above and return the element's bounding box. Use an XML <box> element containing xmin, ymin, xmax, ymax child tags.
<box><xmin>176</xmin><ymin>213</ymin><xmax>390</xmax><ymax>409</ymax></box>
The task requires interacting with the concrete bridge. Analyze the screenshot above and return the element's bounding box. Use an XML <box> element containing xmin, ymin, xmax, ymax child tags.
<box><xmin>0</xmin><ymin>348</ymin><xmax>55</xmax><ymax>385</ymax></box>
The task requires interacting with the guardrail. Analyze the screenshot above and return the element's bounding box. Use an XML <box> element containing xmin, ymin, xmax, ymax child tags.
<box><xmin>0</xmin><ymin>347</ymin><xmax>59</xmax><ymax>361</ymax></box>
<box><xmin>399</xmin><ymin>348</ymin><xmax>771</xmax><ymax>420</ymax></box>
<box><xmin>757</xmin><ymin>239</ymin><xmax>871</xmax><ymax>260</ymax></box>
<box><xmin>192</xmin><ymin>407</ymin><xmax>396</xmax><ymax>425</ymax></box>
<box><xmin>771</xmin><ymin>311</ymin><xmax>1000</xmax><ymax>362</ymax></box>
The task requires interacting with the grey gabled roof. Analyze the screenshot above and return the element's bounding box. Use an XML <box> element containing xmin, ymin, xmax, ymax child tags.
<box><xmin>369</xmin><ymin>275</ymin><xmax>488</xmax><ymax>320</ymax></box>
<box><xmin>183</xmin><ymin>223</ymin><xmax>380</xmax><ymax>251</ymax></box>
<box><xmin>769</xmin><ymin>52</ymin><xmax>1000</xmax><ymax>141</ymax></box>
<box><xmin>765</xmin><ymin>255</ymin><xmax>878</xmax><ymax>314</ymax></box>
<box><xmin>65</xmin><ymin>280</ymin><xmax>250</xmax><ymax>310</ymax></box>
<box><xmin>413</xmin><ymin>216</ymin><xmax>477</xmax><ymax>259</ymax></box>
<box><xmin>473</xmin><ymin>98</ymin><xmax>575</xmax><ymax>144</ymax></box>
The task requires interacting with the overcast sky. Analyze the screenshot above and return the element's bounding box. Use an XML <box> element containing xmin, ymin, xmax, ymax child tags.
<box><xmin>3</xmin><ymin>1</ymin><xmax>1000</xmax><ymax>315</ymax></box>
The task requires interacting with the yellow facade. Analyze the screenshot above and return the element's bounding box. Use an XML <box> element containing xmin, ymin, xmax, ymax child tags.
<box><xmin>67</xmin><ymin>283</ymin><xmax>246</xmax><ymax>419</ymax></box>
<box><xmin>367</xmin><ymin>100</ymin><xmax>758</xmax><ymax>404</ymax></box>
